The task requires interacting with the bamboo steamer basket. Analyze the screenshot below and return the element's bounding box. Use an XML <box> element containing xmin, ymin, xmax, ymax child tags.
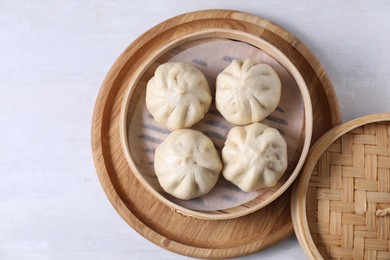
<box><xmin>119</xmin><ymin>21</ymin><xmax>314</xmax><ymax>220</ymax></box>
<box><xmin>91</xmin><ymin>9</ymin><xmax>341</xmax><ymax>258</ymax></box>
<box><xmin>291</xmin><ymin>113</ymin><xmax>390</xmax><ymax>259</ymax></box>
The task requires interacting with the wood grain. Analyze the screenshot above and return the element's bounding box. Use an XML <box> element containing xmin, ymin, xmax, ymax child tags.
<box><xmin>291</xmin><ymin>113</ymin><xmax>390</xmax><ymax>259</ymax></box>
<box><xmin>92</xmin><ymin>10</ymin><xmax>341</xmax><ymax>258</ymax></box>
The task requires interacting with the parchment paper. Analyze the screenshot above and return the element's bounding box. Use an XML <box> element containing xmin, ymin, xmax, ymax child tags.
<box><xmin>128</xmin><ymin>38</ymin><xmax>304</xmax><ymax>211</ymax></box>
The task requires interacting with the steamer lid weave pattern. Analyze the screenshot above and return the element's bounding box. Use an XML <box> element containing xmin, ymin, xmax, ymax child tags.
<box><xmin>306</xmin><ymin>122</ymin><xmax>390</xmax><ymax>259</ymax></box>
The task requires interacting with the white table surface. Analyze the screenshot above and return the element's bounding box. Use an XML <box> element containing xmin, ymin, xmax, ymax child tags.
<box><xmin>1</xmin><ymin>1</ymin><xmax>390</xmax><ymax>259</ymax></box>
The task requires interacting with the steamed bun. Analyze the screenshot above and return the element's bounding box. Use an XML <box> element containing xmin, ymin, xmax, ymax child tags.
<box><xmin>154</xmin><ymin>129</ymin><xmax>222</xmax><ymax>200</ymax></box>
<box><xmin>222</xmin><ymin>123</ymin><xmax>287</xmax><ymax>192</ymax></box>
<box><xmin>216</xmin><ymin>59</ymin><xmax>281</xmax><ymax>125</ymax></box>
<box><xmin>146</xmin><ymin>62</ymin><xmax>211</xmax><ymax>130</ymax></box>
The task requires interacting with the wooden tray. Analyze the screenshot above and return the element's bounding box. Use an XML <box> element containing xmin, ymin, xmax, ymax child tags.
<box><xmin>92</xmin><ymin>10</ymin><xmax>341</xmax><ymax>258</ymax></box>
<box><xmin>291</xmin><ymin>113</ymin><xmax>390</xmax><ymax>259</ymax></box>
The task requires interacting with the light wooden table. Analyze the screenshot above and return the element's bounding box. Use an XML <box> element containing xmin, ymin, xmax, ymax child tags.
<box><xmin>1</xmin><ymin>1</ymin><xmax>389</xmax><ymax>259</ymax></box>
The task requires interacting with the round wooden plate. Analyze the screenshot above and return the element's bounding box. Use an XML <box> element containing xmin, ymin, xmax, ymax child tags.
<box><xmin>92</xmin><ymin>10</ymin><xmax>341</xmax><ymax>258</ymax></box>
<box><xmin>291</xmin><ymin>113</ymin><xmax>390</xmax><ymax>259</ymax></box>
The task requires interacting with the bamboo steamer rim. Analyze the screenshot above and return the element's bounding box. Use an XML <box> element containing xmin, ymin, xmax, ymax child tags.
<box><xmin>120</xmin><ymin>27</ymin><xmax>313</xmax><ymax>220</ymax></box>
<box><xmin>291</xmin><ymin>112</ymin><xmax>390</xmax><ymax>259</ymax></box>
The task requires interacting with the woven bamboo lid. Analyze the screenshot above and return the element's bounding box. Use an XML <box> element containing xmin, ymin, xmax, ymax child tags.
<box><xmin>291</xmin><ymin>113</ymin><xmax>390</xmax><ymax>259</ymax></box>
